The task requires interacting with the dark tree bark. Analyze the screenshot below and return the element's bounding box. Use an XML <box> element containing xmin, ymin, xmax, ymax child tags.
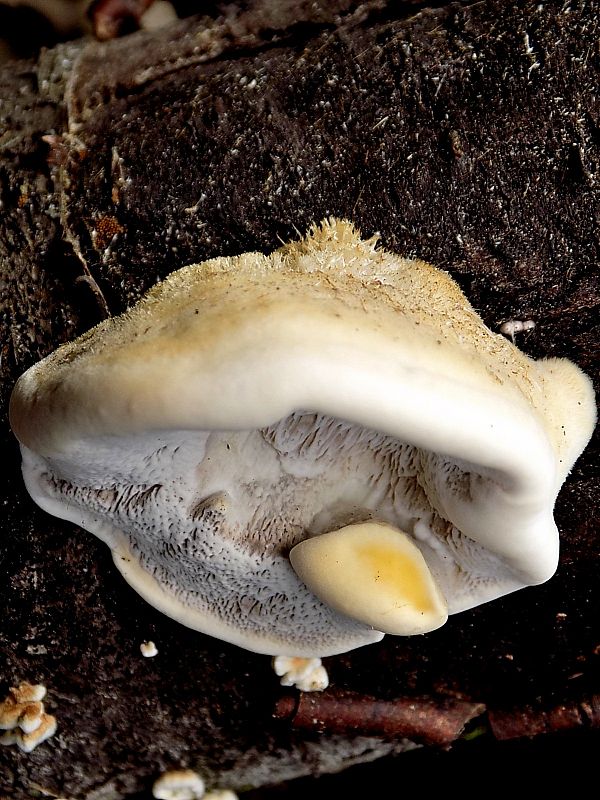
<box><xmin>1</xmin><ymin>1</ymin><xmax>598</xmax><ymax>798</ymax></box>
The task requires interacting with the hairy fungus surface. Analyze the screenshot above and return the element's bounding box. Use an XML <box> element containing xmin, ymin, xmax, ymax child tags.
<box><xmin>9</xmin><ymin>219</ymin><xmax>596</xmax><ymax>657</ymax></box>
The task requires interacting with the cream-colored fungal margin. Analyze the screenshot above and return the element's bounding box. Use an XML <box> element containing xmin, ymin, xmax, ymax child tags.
<box><xmin>0</xmin><ymin>683</ymin><xmax>57</xmax><ymax>753</ymax></box>
<box><xmin>10</xmin><ymin>219</ymin><xmax>597</xmax><ymax>659</ymax></box>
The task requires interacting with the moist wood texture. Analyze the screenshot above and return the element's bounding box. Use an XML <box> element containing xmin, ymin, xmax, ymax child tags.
<box><xmin>1</xmin><ymin>1</ymin><xmax>598</xmax><ymax>797</ymax></box>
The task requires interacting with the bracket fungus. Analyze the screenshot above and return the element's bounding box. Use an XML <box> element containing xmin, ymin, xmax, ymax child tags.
<box><xmin>9</xmin><ymin>219</ymin><xmax>596</xmax><ymax>660</ymax></box>
<box><xmin>0</xmin><ymin>683</ymin><xmax>57</xmax><ymax>753</ymax></box>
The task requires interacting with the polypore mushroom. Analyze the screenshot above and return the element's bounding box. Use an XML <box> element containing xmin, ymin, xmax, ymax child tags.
<box><xmin>9</xmin><ymin>219</ymin><xmax>596</xmax><ymax>659</ymax></box>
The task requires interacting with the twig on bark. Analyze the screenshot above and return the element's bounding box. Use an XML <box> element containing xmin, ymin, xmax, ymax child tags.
<box><xmin>489</xmin><ymin>695</ymin><xmax>600</xmax><ymax>740</ymax></box>
<box><xmin>274</xmin><ymin>689</ymin><xmax>486</xmax><ymax>747</ymax></box>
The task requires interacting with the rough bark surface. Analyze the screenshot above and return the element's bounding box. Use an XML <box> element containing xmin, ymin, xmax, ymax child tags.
<box><xmin>0</xmin><ymin>1</ymin><xmax>598</xmax><ymax>798</ymax></box>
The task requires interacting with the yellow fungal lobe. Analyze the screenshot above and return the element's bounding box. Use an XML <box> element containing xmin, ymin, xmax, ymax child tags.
<box><xmin>354</xmin><ymin>541</ymin><xmax>436</xmax><ymax>615</ymax></box>
<box><xmin>289</xmin><ymin>521</ymin><xmax>448</xmax><ymax>635</ymax></box>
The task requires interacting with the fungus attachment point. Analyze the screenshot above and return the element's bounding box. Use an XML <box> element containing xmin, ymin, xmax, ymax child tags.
<box><xmin>290</xmin><ymin>522</ymin><xmax>448</xmax><ymax>635</ymax></box>
<box><xmin>9</xmin><ymin>218</ymin><xmax>596</xmax><ymax>658</ymax></box>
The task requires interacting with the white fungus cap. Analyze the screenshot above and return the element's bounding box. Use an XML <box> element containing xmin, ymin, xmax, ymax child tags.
<box><xmin>9</xmin><ymin>219</ymin><xmax>596</xmax><ymax>658</ymax></box>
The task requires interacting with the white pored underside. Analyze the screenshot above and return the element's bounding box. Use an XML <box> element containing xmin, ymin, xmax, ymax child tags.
<box><xmin>22</xmin><ymin>410</ymin><xmax>547</xmax><ymax>657</ymax></box>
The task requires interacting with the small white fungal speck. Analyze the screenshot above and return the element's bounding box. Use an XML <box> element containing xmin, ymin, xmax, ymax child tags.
<box><xmin>499</xmin><ymin>319</ymin><xmax>536</xmax><ymax>342</ymax></box>
<box><xmin>152</xmin><ymin>769</ymin><xmax>205</xmax><ymax>800</ymax></box>
<box><xmin>273</xmin><ymin>656</ymin><xmax>329</xmax><ymax>692</ymax></box>
<box><xmin>140</xmin><ymin>640</ymin><xmax>159</xmax><ymax>657</ymax></box>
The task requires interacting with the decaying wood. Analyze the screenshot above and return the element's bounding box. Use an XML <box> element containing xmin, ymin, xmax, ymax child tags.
<box><xmin>488</xmin><ymin>694</ymin><xmax>600</xmax><ymax>740</ymax></box>
<box><xmin>1</xmin><ymin>1</ymin><xmax>598</xmax><ymax>797</ymax></box>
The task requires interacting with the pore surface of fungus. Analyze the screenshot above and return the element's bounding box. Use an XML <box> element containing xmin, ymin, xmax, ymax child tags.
<box><xmin>10</xmin><ymin>219</ymin><xmax>596</xmax><ymax>657</ymax></box>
